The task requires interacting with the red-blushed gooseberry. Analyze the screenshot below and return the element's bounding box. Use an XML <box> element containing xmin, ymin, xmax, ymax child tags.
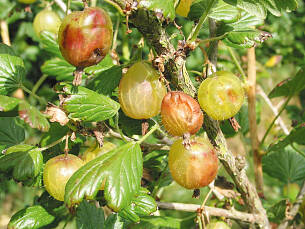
<box><xmin>58</xmin><ymin>7</ymin><xmax>113</xmax><ymax>68</ymax></box>
<box><xmin>169</xmin><ymin>136</ymin><xmax>218</xmax><ymax>189</ymax></box>
<box><xmin>161</xmin><ymin>91</ymin><xmax>203</xmax><ymax>136</ymax></box>
<box><xmin>33</xmin><ymin>9</ymin><xmax>62</xmax><ymax>37</ymax></box>
<box><xmin>198</xmin><ymin>71</ymin><xmax>245</xmax><ymax>120</ymax></box>
<box><xmin>43</xmin><ymin>154</ymin><xmax>84</xmax><ymax>201</ymax></box>
<box><xmin>118</xmin><ymin>61</ymin><xmax>167</xmax><ymax>119</ymax></box>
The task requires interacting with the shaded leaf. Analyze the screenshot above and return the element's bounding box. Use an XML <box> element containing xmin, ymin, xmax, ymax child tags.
<box><xmin>263</xmin><ymin>146</ymin><xmax>305</xmax><ymax>183</ymax></box>
<box><xmin>19</xmin><ymin>101</ymin><xmax>50</xmax><ymax>132</ymax></box>
<box><xmin>269</xmin><ymin>68</ymin><xmax>305</xmax><ymax>98</ymax></box>
<box><xmin>222</xmin><ymin>30</ymin><xmax>266</xmax><ymax>48</ymax></box>
<box><xmin>8</xmin><ymin>205</ymin><xmax>55</xmax><ymax>229</ymax></box>
<box><xmin>76</xmin><ymin>201</ymin><xmax>105</xmax><ymax>229</ymax></box>
<box><xmin>119</xmin><ymin>188</ymin><xmax>157</xmax><ymax>222</ymax></box>
<box><xmin>57</xmin><ymin>83</ymin><xmax>120</xmax><ymax>122</ymax></box>
<box><xmin>0</xmin><ymin>43</ymin><xmax>25</xmax><ymax>95</ymax></box>
<box><xmin>88</xmin><ymin>65</ymin><xmax>122</xmax><ymax>96</ymax></box>
<box><xmin>0</xmin><ymin>117</ymin><xmax>24</xmax><ymax>152</ymax></box>
<box><xmin>0</xmin><ymin>95</ymin><xmax>19</xmax><ymax>112</ymax></box>
<box><xmin>139</xmin><ymin>0</ymin><xmax>175</xmax><ymax>20</ymax></box>
<box><xmin>0</xmin><ymin>145</ymin><xmax>43</xmax><ymax>181</ymax></box>
<box><xmin>267</xmin><ymin>200</ymin><xmax>287</xmax><ymax>223</ymax></box>
<box><xmin>41</xmin><ymin>58</ymin><xmax>75</xmax><ymax>81</ymax></box>
<box><xmin>65</xmin><ymin>142</ymin><xmax>143</xmax><ymax>211</ymax></box>
<box><xmin>40</xmin><ymin>122</ymin><xmax>69</xmax><ymax>147</ymax></box>
<box><xmin>104</xmin><ymin>214</ymin><xmax>126</xmax><ymax>229</ymax></box>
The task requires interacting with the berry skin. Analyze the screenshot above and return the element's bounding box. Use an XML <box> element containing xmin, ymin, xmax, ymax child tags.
<box><xmin>33</xmin><ymin>9</ymin><xmax>62</xmax><ymax>37</ymax></box>
<box><xmin>18</xmin><ymin>0</ymin><xmax>36</xmax><ymax>4</ymax></box>
<box><xmin>206</xmin><ymin>221</ymin><xmax>231</xmax><ymax>229</ymax></box>
<box><xmin>198</xmin><ymin>71</ymin><xmax>245</xmax><ymax>120</ymax></box>
<box><xmin>161</xmin><ymin>91</ymin><xmax>203</xmax><ymax>136</ymax></box>
<box><xmin>81</xmin><ymin>141</ymin><xmax>116</xmax><ymax>163</ymax></box>
<box><xmin>58</xmin><ymin>7</ymin><xmax>113</xmax><ymax>68</ymax></box>
<box><xmin>118</xmin><ymin>61</ymin><xmax>167</xmax><ymax>119</ymax></box>
<box><xmin>176</xmin><ymin>0</ymin><xmax>193</xmax><ymax>17</ymax></box>
<box><xmin>169</xmin><ymin>137</ymin><xmax>218</xmax><ymax>189</ymax></box>
<box><xmin>43</xmin><ymin>154</ymin><xmax>84</xmax><ymax>201</ymax></box>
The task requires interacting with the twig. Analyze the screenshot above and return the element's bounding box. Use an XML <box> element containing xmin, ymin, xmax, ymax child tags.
<box><xmin>54</xmin><ymin>0</ymin><xmax>71</xmax><ymax>14</ymax></box>
<box><xmin>247</xmin><ymin>47</ymin><xmax>264</xmax><ymax>195</ymax></box>
<box><xmin>32</xmin><ymin>74</ymin><xmax>48</xmax><ymax>95</ymax></box>
<box><xmin>39</xmin><ymin>136</ymin><xmax>66</xmax><ymax>151</ymax></box>
<box><xmin>257</xmin><ymin>85</ymin><xmax>289</xmax><ymax>135</ymax></box>
<box><xmin>157</xmin><ymin>201</ymin><xmax>259</xmax><ymax>224</ymax></box>
<box><xmin>278</xmin><ymin>182</ymin><xmax>305</xmax><ymax>229</ymax></box>
<box><xmin>0</xmin><ymin>20</ymin><xmax>11</xmax><ymax>46</ymax></box>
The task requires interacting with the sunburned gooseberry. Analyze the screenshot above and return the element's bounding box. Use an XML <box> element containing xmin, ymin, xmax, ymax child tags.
<box><xmin>43</xmin><ymin>154</ymin><xmax>84</xmax><ymax>201</ymax></box>
<box><xmin>33</xmin><ymin>9</ymin><xmax>62</xmax><ymax>37</ymax></box>
<box><xmin>169</xmin><ymin>136</ymin><xmax>218</xmax><ymax>189</ymax></box>
<box><xmin>58</xmin><ymin>7</ymin><xmax>113</xmax><ymax>69</ymax></box>
<box><xmin>161</xmin><ymin>91</ymin><xmax>203</xmax><ymax>136</ymax></box>
<box><xmin>198</xmin><ymin>71</ymin><xmax>245</xmax><ymax>120</ymax></box>
<box><xmin>118</xmin><ymin>61</ymin><xmax>167</xmax><ymax>119</ymax></box>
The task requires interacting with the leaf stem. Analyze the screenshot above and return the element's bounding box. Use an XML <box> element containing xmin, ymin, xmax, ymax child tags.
<box><xmin>291</xmin><ymin>143</ymin><xmax>305</xmax><ymax>158</ymax></box>
<box><xmin>187</xmin><ymin>0</ymin><xmax>217</xmax><ymax>43</ymax></box>
<box><xmin>137</xmin><ymin>124</ymin><xmax>159</xmax><ymax>144</ymax></box>
<box><xmin>32</xmin><ymin>74</ymin><xmax>48</xmax><ymax>95</ymax></box>
<box><xmin>21</xmin><ymin>85</ymin><xmax>46</xmax><ymax>105</ymax></box>
<box><xmin>227</xmin><ymin>46</ymin><xmax>247</xmax><ymax>83</ymax></box>
<box><xmin>260</xmin><ymin>95</ymin><xmax>293</xmax><ymax>147</ymax></box>
<box><xmin>115</xmin><ymin>113</ymin><xmax>128</xmax><ymax>143</ymax></box>
<box><xmin>39</xmin><ymin>136</ymin><xmax>66</xmax><ymax>151</ymax></box>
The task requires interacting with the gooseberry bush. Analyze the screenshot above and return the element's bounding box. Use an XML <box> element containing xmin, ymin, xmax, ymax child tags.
<box><xmin>0</xmin><ymin>0</ymin><xmax>305</xmax><ymax>228</ymax></box>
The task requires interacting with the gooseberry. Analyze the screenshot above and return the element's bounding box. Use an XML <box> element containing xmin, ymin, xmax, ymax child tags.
<box><xmin>58</xmin><ymin>7</ymin><xmax>113</xmax><ymax>69</ymax></box>
<box><xmin>161</xmin><ymin>91</ymin><xmax>203</xmax><ymax>136</ymax></box>
<box><xmin>33</xmin><ymin>9</ymin><xmax>62</xmax><ymax>37</ymax></box>
<box><xmin>81</xmin><ymin>141</ymin><xmax>116</xmax><ymax>163</ymax></box>
<box><xmin>206</xmin><ymin>221</ymin><xmax>231</xmax><ymax>229</ymax></box>
<box><xmin>198</xmin><ymin>71</ymin><xmax>245</xmax><ymax>120</ymax></box>
<box><xmin>169</xmin><ymin>136</ymin><xmax>218</xmax><ymax>189</ymax></box>
<box><xmin>18</xmin><ymin>0</ymin><xmax>36</xmax><ymax>4</ymax></box>
<box><xmin>176</xmin><ymin>0</ymin><xmax>193</xmax><ymax>17</ymax></box>
<box><xmin>118</xmin><ymin>61</ymin><xmax>167</xmax><ymax>119</ymax></box>
<box><xmin>43</xmin><ymin>154</ymin><xmax>84</xmax><ymax>201</ymax></box>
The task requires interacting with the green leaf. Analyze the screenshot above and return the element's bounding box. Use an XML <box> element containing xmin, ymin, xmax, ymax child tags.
<box><xmin>131</xmin><ymin>216</ymin><xmax>182</xmax><ymax>229</ymax></box>
<box><xmin>223</xmin><ymin>0</ymin><xmax>298</xmax><ymax>18</ymax></box>
<box><xmin>84</xmin><ymin>54</ymin><xmax>114</xmax><ymax>75</ymax></box>
<box><xmin>268</xmin><ymin>127</ymin><xmax>305</xmax><ymax>152</ymax></box>
<box><xmin>269</xmin><ymin>68</ymin><xmax>305</xmax><ymax>98</ymax></box>
<box><xmin>0</xmin><ymin>117</ymin><xmax>25</xmax><ymax>152</ymax></box>
<box><xmin>40</xmin><ymin>122</ymin><xmax>69</xmax><ymax>147</ymax></box>
<box><xmin>57</xmin><ymin>83</ymin><xmax>120</xmax><ymax>122</ymax></box>
<box><xmin>229</xmin><ymin>10</ymin><xmax>264</xmax><ymax>29</ymax></box>
<box><xmin>119</xmin><ymin>188</ymin><xmax>157</xmax><ymax>222</ymax></box>
<box><xmin>104</xmin><ymin>214</ymin><xmax>126</xmax><ymax>229</ymax></box>
<box><xmin>88</xmin><ymin>65</ymin><xmax>122</xmax><ymax>96</ymax></box>
<box><xmin>0</xmin><ymin>145</ymin><xmax>43</xmax><ymax>181</ymax></box>
<box><xmin>0</xmin><ymin>0</ymin><xmax>16</xmax><ymax>20</ymax></box>
<box><xmin>0</xmin><ymin>95</ymin><xmax>19</xmax><ymax>112</ymax></box>
<box><xmin>267</xmin><ymin>200</ymin><xmax>287</xmax><ymax>223</ymax></box>
<box><xmin>263</xmin><ymin>146</ymin><xmax>305</xmax><ymax>183</ymax></box>
<box><xmin>41</xmin><ymin>58</ymin><xmax>75</xmax><ymax>81</ymax></box>
<box><xmin>8</xmin><ymin>205</ymin><xmax>55</xmax><ymax>229</ymax></box>
<box><xmin>0</xmin><ymin>43</ymin><xmax>25</xmax><ymax>95</ymax></box>
<box><xmin>189</xmin><ymin>0</ymin><xmax>239</xmax><ymax>23</ymax></box>
<box><xmin>222</xmin><ymin>30</ymin><xmax>264</xmax><ymax>48</ymax></box>
<box><xmin>65</xmin><ymin>142</ymin><xmax>143</xmax><ymax>211</ymax></box>
<box><xmin>39</xmin><ymin>31</ymin><xmax>62</xmax><ymax>57</ymax></box>
<box><xmin>76</xmin><ymin>201</ymin><xmax>105</xmax><ymax>229</ymax></box>
<box><xmin>139</xmin><ymin>0</ymin><xmax>175</xmax><ymax>20</ymax></box>
<box><xmin>19</xmin><ymin>101</ymin><xmax>50</xmax><ymax>132</ymax></box>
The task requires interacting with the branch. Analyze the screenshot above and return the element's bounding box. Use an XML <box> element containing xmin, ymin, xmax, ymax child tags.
<box><xmin>157</xmin><ymin>201</ymin><xmax>259</xmax><ymax>224</ymax></box>
<box><xmin>0</xmin><ymin>20</ymin><xmax>11</xmax><ymax>46</ymax></box>
<box><xmin>247</xmin><ymin>47</ymin><xmax>264</xmax><ymax>195</ymax></box>
<box><xmin>278</xmin><ymin>182</ymin><xmax>305</xmax><ymax>229</ymax></box>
